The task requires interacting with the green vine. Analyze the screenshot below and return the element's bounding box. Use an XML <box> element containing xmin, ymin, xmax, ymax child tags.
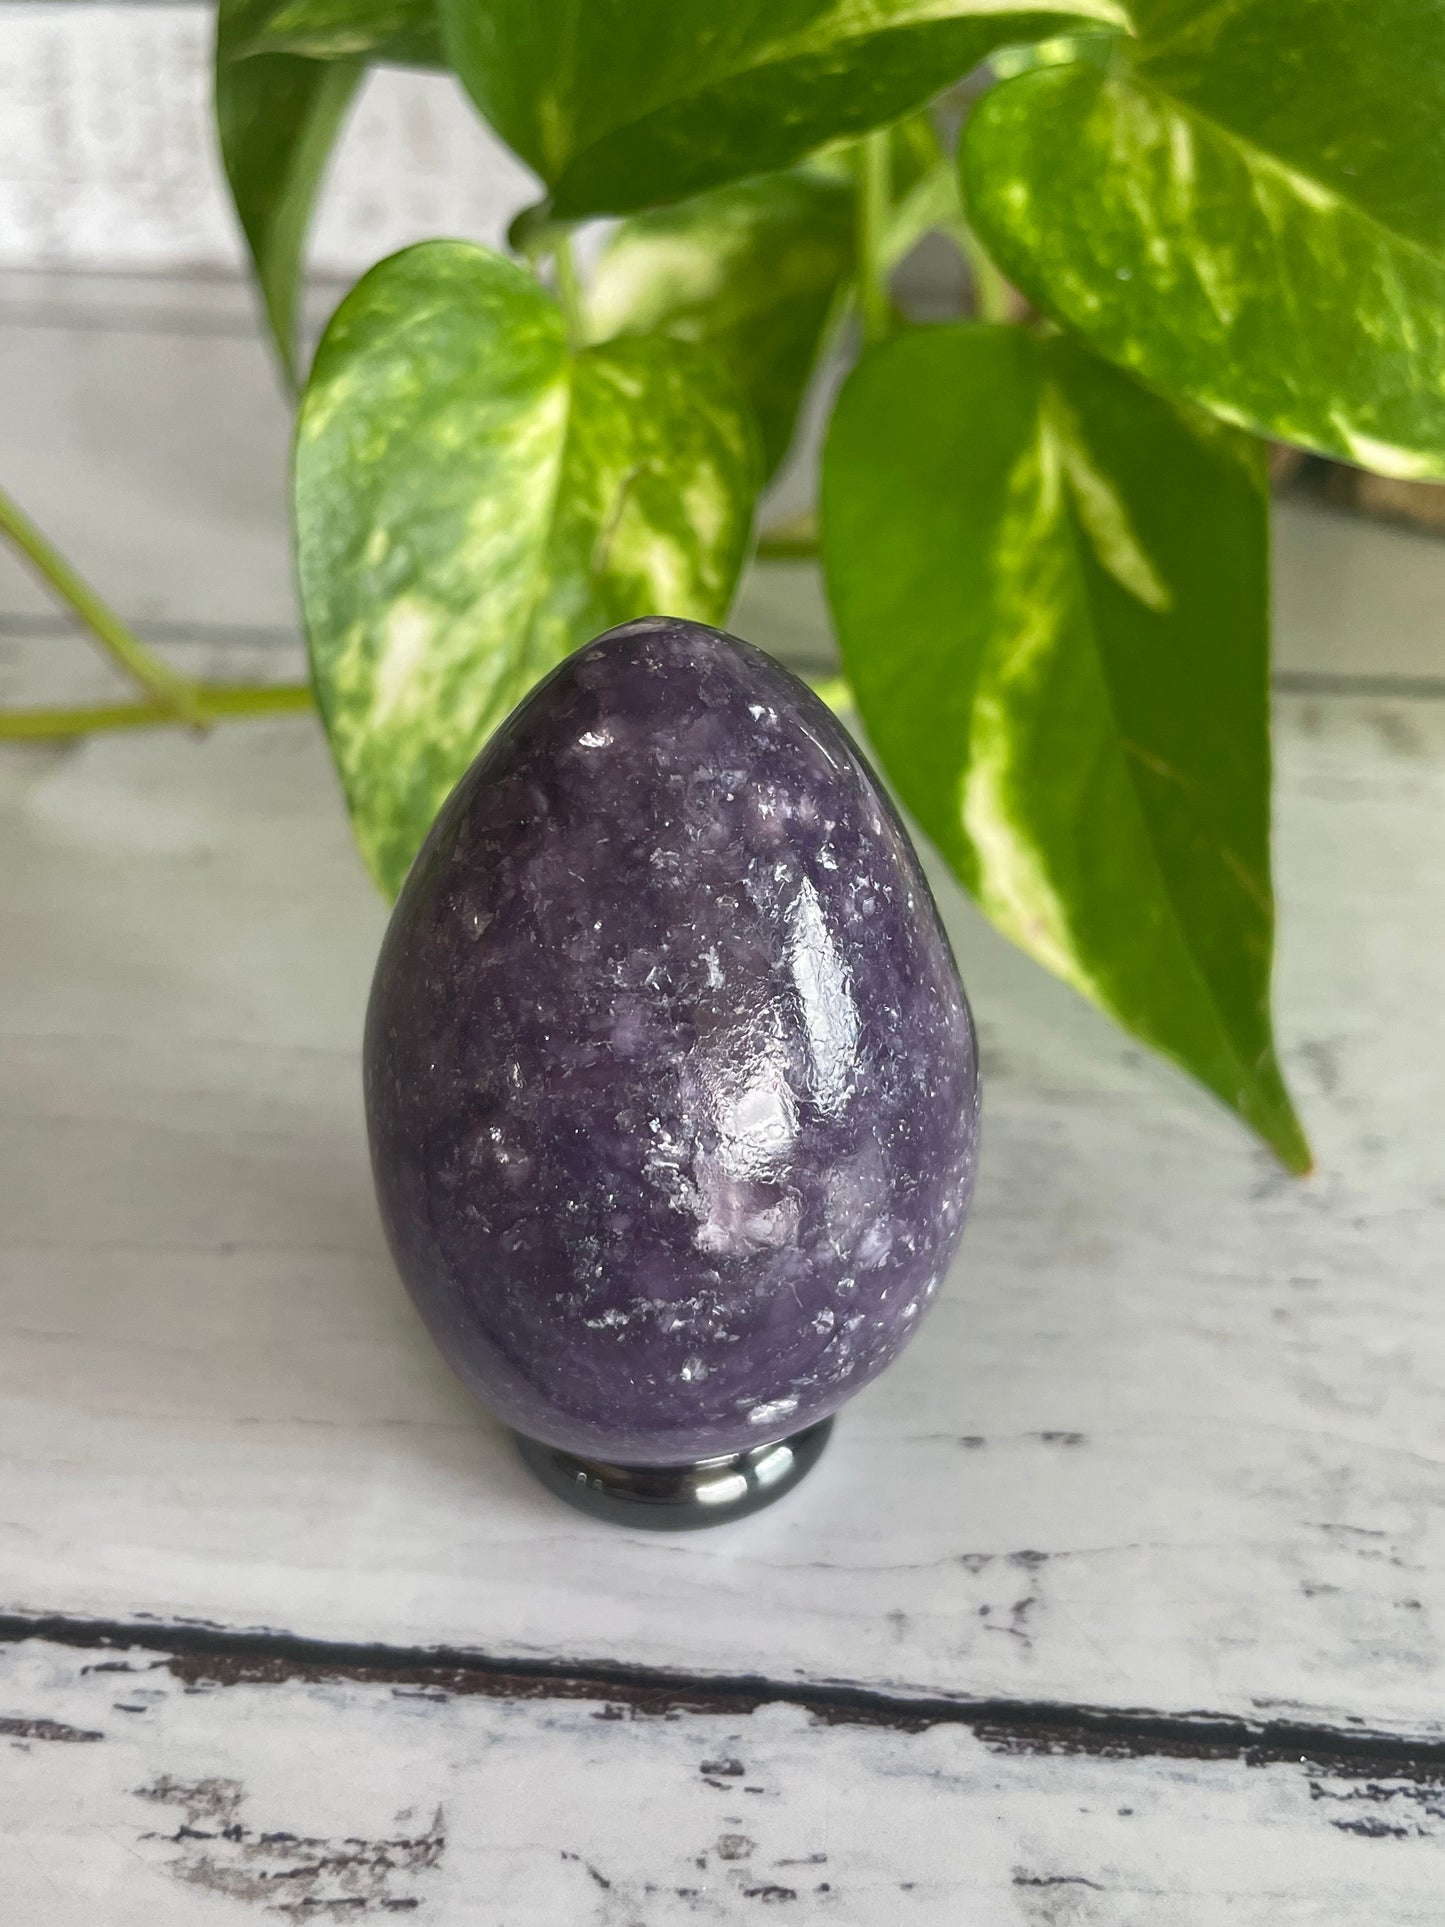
<box><xmin>0</xmin><ymin>484</ymin><xmax>310</xmax><ymax>738</ymax></box>
<box><xmin>855</xmin><ymin>129</ymin><xmax>893</xmax><ymax>344</ymax></box>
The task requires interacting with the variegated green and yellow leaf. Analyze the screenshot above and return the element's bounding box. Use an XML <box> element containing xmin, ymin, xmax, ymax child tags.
<box><xmin>441</xmin><ymin>0</ymin><xmax>1129</xmax><ymax>217</ymax></box>
<box><xmin>295</xmin><ymin>241</ymin><xmax>759</xmax><ymax>898</ymax></box>
<box><xmin>821</xmin><ymin>322</ymin><xmax>1309</xmax><ymax>1169</ymax></box>
<box><xmin>964</xmin><ymin>1</ymin><xmax>1445</xmax><ymax>475</ymax></box>
<box><xmin>584</xmin><ymin>118</ymin><xmax>962</xmax><ymax>478</ymax></box>
<box><xmin>585</xmin><ymin>165</ymin><xmax>855</xmax><ymax>478</ymax></box>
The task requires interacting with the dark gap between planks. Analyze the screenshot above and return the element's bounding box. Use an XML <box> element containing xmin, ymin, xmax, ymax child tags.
<box><xmin>5</xmin><ymin>1608</ymin><xmax>1445</xmax><ymax>1780</ymax></box>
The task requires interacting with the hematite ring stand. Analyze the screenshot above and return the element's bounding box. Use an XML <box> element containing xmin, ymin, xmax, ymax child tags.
<box><xmin>515</xmin><ymin>1416</ymin><xmax>835</xmax><ymax>1529</ymax></box>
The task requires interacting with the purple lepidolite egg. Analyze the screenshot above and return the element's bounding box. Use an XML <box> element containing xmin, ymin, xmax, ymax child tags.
<box><xmin>364</xmin><ymin>618</ymin><xmax>979</xmax><ymax>1464</ymax></box>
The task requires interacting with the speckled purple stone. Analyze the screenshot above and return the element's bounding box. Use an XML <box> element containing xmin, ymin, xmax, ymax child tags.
<box><xmin>364</xmin><ymin>618</ymin><xmax>979</xmax><ymax>1464</ymax></box>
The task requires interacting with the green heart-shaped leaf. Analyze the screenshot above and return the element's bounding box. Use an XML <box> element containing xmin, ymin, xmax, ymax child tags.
<box><xmin>964</xmin><ymin>2</ymin><xmax>1445</xmax><ymax>477</ymax></box>
<box><xmin>224</xmin><ymin>0</ymin><xmax>441</xmax><ymax>63</ymax></box>
<box><xmin>216</xmin><ymin>3</ymin><xmax>363</xmax><ymax>386</ymax></box>
<box><xmin>586</xmin><ymin>165</ymin><xmax>854</xmax><ymax>479</ymax></box>
<box><xmin>216</xmin><ymin>0</ymin><xmax>447</xmax><ymax>381</ymax></box>
<box><xmin>442</xmin><ymin>0</ymin><xmax>1128</xmax><ymax>218</ymax></box>
<box><xmin>296</xmin><ymin>242</ymin><xmax>760</xmax><ymax>897</ymax></box>
<box><xmin>821</xmin><ymin>323</ymin><xmax>1309</xmax><ymax>1170</ymax></box>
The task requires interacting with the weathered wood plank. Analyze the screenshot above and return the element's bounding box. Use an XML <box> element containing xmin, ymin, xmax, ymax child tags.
<box><xmin>6</xmin><ymin>1630</ymin><xmax>1445</xmax><ymax>1923</ymax></box>
<box><xmin>2</xmin><ymin>671</ymin><xmax>1443</xmax><ymax>1735</ymax></box>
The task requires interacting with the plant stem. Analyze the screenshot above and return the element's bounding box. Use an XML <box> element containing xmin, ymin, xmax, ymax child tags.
<box><xmin>856</xmin><ymin>130</ymin><xmax>892</xmax><ymax>345</ymax></box>
<box><xmin>755</xmin><ymin>509</ymin><xmax>820</xmax><ymax>561</ymax></box>
<box><xmin>0</xmin><ymin>681</ymin><xmax>314</xmax><ymax>740</ymax></box>
<box><xmin>806</xmin><ymin>672</ymin><xmax>853</xmax><ymax>715</ymax></box>
<box><xmin>0</xmin><ymin>483</ymin><xmax>208</xmax><ymax>725</ymax></box>
<box><xmin>550</xmin><ymin>230</ymin><xmax>585</xmax><ymax>346</ymax></box>
<box><xmin>957</xmin><ymin>220</ymin><xmax>1014</xmax><ymax>324</ymax></box>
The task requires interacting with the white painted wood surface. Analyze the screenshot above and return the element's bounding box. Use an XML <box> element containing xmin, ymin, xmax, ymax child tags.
<box><xmin>5</xmin><ymin>673</ymin><xmax>1445</xmax><ymax>1740</ymax></box>
<box><xmin>4</xmin><ymin>272</ymin><xmax>1445</xmax><ymax>1916</ymax></box>
<box><xmin>2</xmin><ymin>288</ymin><xmax>1443</xmax><ymax>1731</ymax></box>
<box><xmin>0</xmin><ymin>2</ymin><xmax>534</xmax><ymax>276</ymax></box>
<box><xmin>8</xmin><ymin>1633</ymin><xmax>1445</xmax><ymax>1924</ymax></box>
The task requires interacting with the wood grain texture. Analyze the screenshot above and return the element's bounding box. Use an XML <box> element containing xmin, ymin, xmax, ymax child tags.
<box><xmin>0</xmin><ymin>2</ymin><xmax>534</xmax><ymax>275</ymax></box>
<box><xmin>2</xmin><ymin>667</ymin><xmax>1443</xmax><ymax>1734</ymax></box>
<box><xmin>7</xmin><ymin>1630</ymin><xmax>1445</xmax><ymax>1924</ymax></box>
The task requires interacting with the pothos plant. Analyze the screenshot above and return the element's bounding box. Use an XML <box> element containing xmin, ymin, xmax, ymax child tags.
<box><xmin>5</xmin><ymin>1</ymin><xmax>1443</xmax><ymax>1177</ymax></box>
